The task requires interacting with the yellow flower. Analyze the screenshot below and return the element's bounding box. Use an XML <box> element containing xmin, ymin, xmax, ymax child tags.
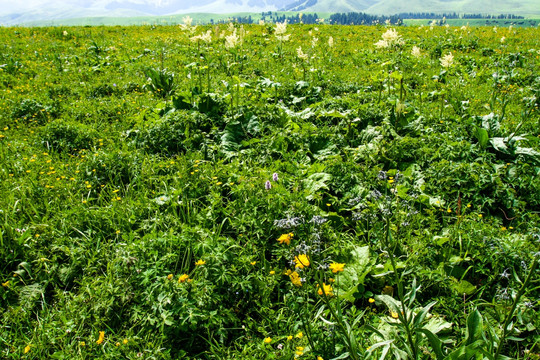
<box><xmin>369</xmin><ymin>298</ymin><xmax>375</xmax><ymax>303</ymax></box>
<box><xmin>123</xmin><ymin>339</ymin><xmax>128</xmax><ymax>345</ymax></box>
<box><xmin>296</xmin><ymin>346</ymin><xmax>304</xmax><ymax>355</ymax></box>
<box><xmin>287</xmin><ymin>335</ymin><xmax>293</xmax><ymax>341</ymax></box>
<box><xmin>1</xmin><ymin>281</ymin><xmax>9</xmax><ymax>287</ymax></box>
<box><xmin>390</xmin><ymin>311</ymin><xmax>399</xmax><ymax>319</ymax></box>
<box><xmin>250</xmin><ymin>261</ymin><xmax>257</xmax><ymax>265</ymax></box>
<box><xmin>277</xmin><ymin>233</ymin><xmax>293</xmax><ymax>245</ymax></box>
<box><xmin>116</xmin><ymin>342</ymin><xmax>120</xmax><ymax>346</ymax></box>
<box><xmin>80</xmin><ymin>341</ymin><xmax>85</xmax><ymax>346</ymax></box>
<box><xmin>178</xmin><ymin>274</ymin><xmax>189</xmax><ymax>283</ymax></box>
<box><xmin>269</xmin><ymin>270</ymin><xmax>276</xmax><ymax>275</ymax></box>
<box><xmin>24</xmin><ymin>345</ymin><xmax>31</xmax><ymax>354</ymax></box>
<box><xmin>96</xmin><ymin>331</ymin><xmax>105</xmax><ymax>345</ymax></box>
<box><xmin>295</xmin><ymin>331</ymin><xmax>303</xmax><ymax>339</ymax></box>
<box><xmin>318</xmin><ymin>357</ymin><xmax>324</xmax><ymax>360</ymax></box>
<box><xmin>329</xmin><ymin>263</ymin><xmax>345</xmax><ymax>273</ymax></box>
<box><xmin>167</xmin><ymin>274</ymin><xmax>173</xmax><ymax>280</ymax></box>
<box><xmin>195</xmin><ymin>259</ymin><xmax>206</xmax><ymax>266</ymax></box>
<box><xmin>263</xmin><ymin>337</ymin><xmax>272</xmax><ymax>344</ymax></box>
<box><xmin>289</xmin><ymin>271</ymin><xmax>302</xmax><ymax>287</ymax></box>
<box><xmin>317</xmin><ymin>283</ymin><xmax>333</xmax><ymax>296</ymax></box>
<box><xmin>294</xmin><ymin>254</ymin><xmax>310</xmax><ymax>269</ymax></box>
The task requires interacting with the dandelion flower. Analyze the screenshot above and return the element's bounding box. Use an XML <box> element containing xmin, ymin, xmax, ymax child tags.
<box><xmin>295</xmin><ymin>331</ymin><xmax>303</xmax><ymax>338</ymax></box>
<box><xmin>294</xmin><ymin>254</ymin><xmax>310</xmax><ymax>269</ymax></box>
<box><xmin>178</xmin><ymin>274</ymin><xmax>189</xmax><ymax>283</ymax></box>
<box><xmin>264</xmin><ymin>337</ymin><xmax>272</xmax><ymax>344</ymax></box>
<box><xmin>329</xmin><ymin>263</ymin><xmax>345</xmax><ymax>273</ymax></box>
<box><xmin>317</xmin><ymin>283</ymin><xmax>334</xmax><ymax>296</ymax></box>
<box><xmin>289</xmin><ymin>271</ymin><xmax>302</xmax><ymax>287</ymax></box>
<box><xmin>277</xmin><ymin>233</ymin><xmax>293</xmax><ymax>245</ymax></box>
<box><xmin>24</xmin><ymin>345</ymin><xmax>31</xmax><ymax>354</ymax></box>
<box><xmin>96</xmin><ymin>331</ymin><xmax>105</xmax><ymax>345</ymax></box>
<box><xmin>195</xmin><ymin>259</ymin><xmax>206</xmax><ymax>266</ymax></box>
<box><xmin>123</xmin><ymin>339</ymin><xmax>128</xmax><ymax>344</ymax></box>
<box><xmin>167</xmin><ymin>274</ymin><xmax>173</xmax><ymax>280</ymax></box>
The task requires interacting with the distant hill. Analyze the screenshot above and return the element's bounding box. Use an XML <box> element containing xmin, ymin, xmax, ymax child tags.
<box><xmin>0</xmin><ymin>0</ymin><xmax>538</xmax><ymax>26</ymax></box>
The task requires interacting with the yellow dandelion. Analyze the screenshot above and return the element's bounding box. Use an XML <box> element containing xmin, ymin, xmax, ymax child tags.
<box><xmin>123</xmin><ymin>339</ymin><xmax>128</xmax><ymax>345</ymax></box>
<box><xmin>317</xmin><ymin>283</ymin><xmax>333</xmax><ymax>297</ymax></box>
<box><xmin>289</xmin><ymin>271</ymin><xmax>302</xmax><ymax>287</ymax></box>
<box><xmin>263</xmin><ymin>337</ymin><xmax>272</xmax><ymax>344</ymax></box>
<box><xmin>269</xmin><ymin>270</ymin><xmax>276</xmax><ymax>275</ymax></box>
<box><xmin>287</xmin><ymin>335</ymin><xmax>293</xmax><ymax>341</ymax></box>
<box><xmin>294</xmin><ymin>254</ymin><xmax>310</xmax><ymax>269</ymax></box>
<box><xmin>277</xmin><ymin>233</ymin><xmax>293</xmax><ymax>245</ymax></box>
<box><xmin>295</xmin><ymin>331</ymin><xmax>303</xmax><ymax>339</ymax></box>
<box><xmin>178</xmin><ymin>274</ymin><xmax>189</xmax><ymax>283</ymax></box>
<box><xmin>250</xmin><ymin>261</ymin><xmax>257</xmax><ymax>266</ymax></box>
<box><xmin>329</xmin><ymin>263</ymin><xmax>345</xmax><ymax>273</ymax></box>
<box><xmin>195</xmin><ymin>259</ymin><xmax>206</xmax><ymax>266</ymax></box>
<box><xmin>96</xmin><ymin>331</ymin><xmax>105</xmax><ymax>345</ymax></box>
<box><xmin>24</xmin><ymin>345</ymin><xmax>31</xmax><ymax>354</ymax></box>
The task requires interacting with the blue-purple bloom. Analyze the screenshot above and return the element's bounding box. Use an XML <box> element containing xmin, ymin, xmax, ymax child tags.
<box><xmin>272</xmin><ymin>173</ymin><xmax>279</xmax><ymax>181</ymax></box>
<box><xmin>265</xmin><ymin>180</ymin><xmax>272</xmax><ymax>190</ymax></box>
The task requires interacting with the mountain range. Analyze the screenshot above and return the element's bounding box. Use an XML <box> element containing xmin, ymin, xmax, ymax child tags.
<box><xmin>1</xmin><ymin>0</ymin><xmax>538</xmax><ymax>26</ymax></box>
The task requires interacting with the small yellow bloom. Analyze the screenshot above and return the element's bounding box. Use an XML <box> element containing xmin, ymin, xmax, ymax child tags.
<box><xmin>123</xmin><ymin>339</ymin><xmax>128</xmax><ymax>344</ymax></box>
<box><xmin>80</xmin><ymin>341</ymin><xmax>85</xmax><ymax>346</ymax></box>
<box><xmin>96</xmin><ymin>331</ymin><xmax>105</xmax><ymax>345</ymax></box>
<box><xmin>317</xmin><ymin>283</ymin><xmax>333</xmax><ymax>297</ymax></box>
<box><xmin>295</xmin><ymin>331</ymin><xmax>303</xmax><ymax>339</ymax></box>
<box><xmin>195</xmin><ymin>259</ymin><xmax>206</xmax><ymax>266</ymax></box>
<box><xmin>178</xmin><ymin>274</ymin><xmax>189</xmax><ymax>283</ymax></box>
<box><xmin>318</xmin><ymin>357</ymin><xmax>324</xmax><ymax>360</ymax></box>
<box><xmin>294</xmin><ymin>254</ymin><xmax>310</xmax><ymax>269</ymax></box>
<box><xmin>287</xmin><ymin>335</ymin><xmax>293</xmax><ymax>341</ymax></box>
<box><xmin>369</xmin><ymin>298</ymin><xmax>375</xmax><ymax>303</ymax></box>
<box><xmin>269</xmin><ymin>270</ymin><xmax>276</xmax><ymax>275</ymax></box>
<box><xmin>263</xmin><ymin>337</ymin><xmax>272</xmax><ymax>344</ymax></box>
<box><xmin>1</xmin><ymin>281</ymin><xmax>9</xmax><ymax>287</ymax></box>
<box><xmin>277</xmin><ymin>233</ymin><xmax>293</xmax><ymax>245</ymax></box>
<box><xmin>116</xmin><ymin>342</ymin><xmax>120</xmax><ymax>346</ymax></box>
<box><xmin>167</xmin><ymin>274</ymin><xmax>173</xmax><ymax>280</ymax></box>
<box><xmin>390</xmin><ymin>311</ymin><xmax>399</xmax><ymax>319</ymax></box>
<box><xmin>250</xmin><ymin>261</ymin><xmax>257</xmax><ymax>265</ymax></box>
<box><xmin>501</xmin><ymin>227</ymin><xmax>507</xmax><ymax>231</ymax></box>
<box><xmin>478</xmin><ymin>214</ymin><xmax>483</xmax><ymax>218</ymax></box>
<box><xmin>24</xmin><ymin>345</ymin><xmax>31</xmax><ymax>354</ymax></box>
<box><xmin>329</xmin><ymin>263</ymin><xmax>345</xmax><ymax>273</ymax></box>
<box><xmin>447</xmin><ymin>208</ymin><xmax>452</xmax><ymax>213</ymax></box>
<box><xmin>289</xmin><ymin>271</ymin><xmax>302</xmax><ymax>287</ymax></box>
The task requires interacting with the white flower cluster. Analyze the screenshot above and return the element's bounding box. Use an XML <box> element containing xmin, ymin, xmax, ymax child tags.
<box><xmin>375</xmin><ymin>28</ymin><xmax>404</xmax><ymax>49</ymax></box>
<box><xmin>275</xmin><ymin>21</ymin><xmax>291</xmax><ymax>42</ymax></box>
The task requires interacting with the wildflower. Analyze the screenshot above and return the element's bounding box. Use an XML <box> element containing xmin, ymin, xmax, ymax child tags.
<box><xmin>296</xmin><ymin>346</ymin><xmax>304</xmax><ymax>355</ymax></box>
<box><xmin>80</xmin><ymin>341</ymin><xmax>86</xmax><ymax>346</ymax></box>
<box><xmin>287</xmin><ymin>335</ymin><xmax>293</xmax><ymax>341</ymax></box>
<box><xmin>200</xmin><ymin>30</ymin><xmax>212</xmax><ymax>43</ymax></box>
<box><xmin>24</xmin><ymin>345</ymin><xmax>31</xmax><ymax>354</ymax></box>
<box><xmin>225</xmin><ymin>30</ymin><xmax>239</xmax><ymax>49</ymax></box>
<box><xmin>376</xmin><ymin>28</ymin><xmax>404</xmax><ymax>48</ymax></box>
<box><xmin>294</xmin><ymin>254</ymin><xmax>310</xmax><ymax>269</ymax></box>
<box><xmin>265</xmin><ymin>180</ymin><xmax>272</xmax><ymax>190</ymax></box>
<box><xmin>250</xmin><ymin>261</ymin><xmax>257</xmax><ymax>266</ymax></box>
<box><xmin>195</xmin><ymin>259</ymin><xmax>206</xmax><ymax>266</ymax></box>
<box><xmin>411</xmin><ymin>46</ymin><xmax>421</xmax><ymax>58</ymax></box>
<box><xmin>178</xmin><ymin>274</ymin><xmax>189</xmax><ymax>283</ymax></box>
<box><xmin>96</xmin><ymin>331</ymin><xmax>105</xmax><ymax>345</ymax></box>
<box><xmin>269</xmin><ymin>270</ymin><xmax>276</xmax><ymax>275</ymax></box>
<box><xmin>329</xmin><ymin>263</ymin><xmax>345</xmax><ymax>273</ymax></box>
<box><xmin>375</xmin><ymin>40</ymin><xmax>389</xmax><ymax>49</ymax></box>
<box><xmin>295</xmin><ymin>331</ymin><xmax>303</xmax><ymax>338</ymax></box>
<box><xmin>369</xmin><ymin>298</ymin><xmax>375</xmax><ymax>303</ymax></box>
<box><xmin>1</xmin><ymin>281</ymin><xmax>9</xmax><ymax>287</ymax></box>
<box><xmin>289</xmin><ymin>271</ymin><xmax>302</xmax><ymax>287</ymax></box>
<box><xmin>264</xmin><ymin>337</ymin><xmax>272</xmax><ymax>344</ymax></box>
<box><xmin>318</xmin><ymin>357</ymin><xmax>324</xmax><ymax>360</ymax></box>
<box><xmin>328</xmin><ymin>36</ymin><xmax>334</xmax><ymax>48</ymax></box>
<box><xmin>277</xmin><ymin>233</ymin><xmax>293</xmax><ymax>245</ymax></box>
<box><xmin>167</xmin><ymin>274</ymin><xmax>173</xmax><ymax>280</ymax></box>
<box><xmin>440</xmin><ymin>52</ymin><xmax>454</xmax><ymax>68</ymax></box>
<box><xmin>390</xmin><ymin>311</ymin><xmax>399</xmax><ymax>319</ymax></box>
<box><xmin>296</xmin><ymin>46</ymin><xmax>308</xmax><ymax>60</ymax></box>
<box><xmin>275</xmin><ymin>21</ymin><xmax>287</xmax><ymax>35</ymax></box>
<box><xmin>317</xmin><ymin>283</ymin><xmax>333</xmax><ymax>296</ymax></box>
<box><xmin>272</xmin><ymin>172</ymin><xmax>279</xmax><ymax>181</ymax></box>
<box><xmin>123</xmin><ymin>339</ymin><xmax>128</xmax><ymax>344</ymax></box>
<box><xmin>311</xmin><ymin>37</ymin><xmax>318</xmax><ymax>47</ymax></box>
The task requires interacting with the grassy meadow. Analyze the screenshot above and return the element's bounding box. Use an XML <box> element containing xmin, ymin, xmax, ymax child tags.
<box><xmin>0</xmin><ymin>21</ymin><xmax>539</xmax><ymax>359</ymax></box>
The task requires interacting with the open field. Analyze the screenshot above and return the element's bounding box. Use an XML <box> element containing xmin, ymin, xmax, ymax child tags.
<box><xmin>1</xmin><ymin>23</ymin><xmax>539</xmax><ymax>359</ymax></box>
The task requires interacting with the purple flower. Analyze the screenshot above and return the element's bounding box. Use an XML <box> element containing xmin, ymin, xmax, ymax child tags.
<box><xmin>272</xmin><ymin>173</ymin><xmax>279</xmax><ymax>181</ymax></box>
<box><xmin>265</xmin><ymin>180</ymin><xmax>272</xmax><ymax>190</ymax></box>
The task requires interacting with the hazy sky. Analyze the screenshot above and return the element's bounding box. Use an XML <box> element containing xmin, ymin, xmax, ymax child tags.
<box><xmin>0</xmin><ymin>0</ymin><xmax>169</xmax><ymax>14</ymax></box>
